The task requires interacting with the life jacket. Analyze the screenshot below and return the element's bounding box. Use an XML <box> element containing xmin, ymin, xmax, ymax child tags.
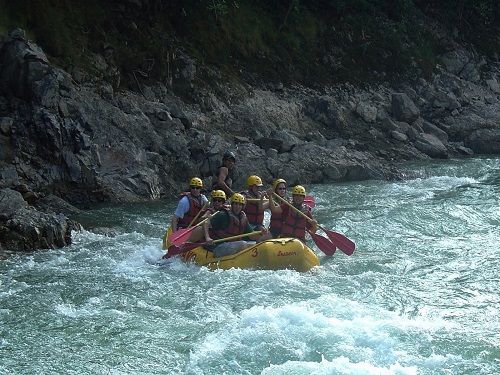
<box><xmin>177</xmin><ymin>192</ymin><xmax>204</xmax><ymax>228</ymax></box>
<box><xmin>269</xmin><ymin>200</ymin><xmax>286</xmax><ymax>236</ymax></box>
<box><xmin>280</xmin><ymin>203</ymin><xmax>312</xmax><ymax>240</ymax></box>
<box><xmin>241</xmin><ymin>190</ymin><xmax>264</xmax><ymax>226</ymax></box>
<box><xmin>212</xmin><ymin>165</ymin><xmax>234</xmax><ymax>191</ymax></box>
<box><xmin>206</xmin><ymin>203</ymin><xmax>230</xmax><ymax>214</ymax></box>
<box><xmin>209</xmin><ymin>207</ymin><xmax>249</xmax><ymax>239</ymax></box>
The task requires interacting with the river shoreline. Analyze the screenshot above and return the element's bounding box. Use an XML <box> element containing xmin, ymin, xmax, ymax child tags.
<box><xmin>1</xmin><ymin>27</ymin><xmax>499</xmax><ymax>252</ymax></box>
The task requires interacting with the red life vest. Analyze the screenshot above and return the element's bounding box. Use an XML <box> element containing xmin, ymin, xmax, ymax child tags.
<box><xmin>280</xmin><ymin>203</ymin><xmax>312</xmax><ymax>240</ymax></box>
<box><xmin>207</xmin><ymin>204</ymin><xmax>230</xmax><ymax>214</ymax></box>
<box><xmin>241</xmin><ymin>190</ymin><xmax>264</xmax><ymax>226</ymax></box>
<box><xmin>210</xmin><ymin>207</ymin><xmax>249</xmax><ymax>239</ymax></box>
<box><xmin>269</xmin><ymin>211</ymin><xmax>283</xmax><ymax>233</ymax></box>
<box><xmin>177</xmin><ymin>192</ymin><xmax>204</xmax><ymax>228</ymax></box>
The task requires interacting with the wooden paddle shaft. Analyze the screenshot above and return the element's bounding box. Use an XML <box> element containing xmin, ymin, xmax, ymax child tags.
<box><xmin>213</xmin><ymin>231</ymin><xmax>262</xmax><ymax>244</ymax></box>
<box><xmin>273</xmin><ymin>193</ymin><xmax>313</xmax><ymax>223</ymax></box>
<box><xmin>187</xmin><ymin>202</ymin><xmax>209</xmax><ymax>228</ymax></box>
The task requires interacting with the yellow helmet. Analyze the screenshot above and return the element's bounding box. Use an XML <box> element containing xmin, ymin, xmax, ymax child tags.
<box><xmin>247</xmin><ymin>175</ymin><xmax>263</xmax><ymax>187</ymax></box>
<box><xmin>211</xmin><ymin>190</ymin><xmax>226</xmax><ymax>200</ymax></box>
<box><xmin>189</xmin><ymin>177</ymin><xmax>203</xmax><ymax>188</ymax></box>
<box><xmin>273</xmin><ymin>178</ymin><xmax>287</xmax><ymax>190</ymax></box>
<box><xmin>231</xmin><ymin>193</ymin><xmax>246</xmax><ymax>204</ymax></box>
<box><xmin>292</xmin><ymin>185</ymin><xmax>306</xmax><ymax>196</ymax></box>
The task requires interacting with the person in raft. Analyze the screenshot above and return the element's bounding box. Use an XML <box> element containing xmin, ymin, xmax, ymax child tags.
<box><xmin>212</xmin><ymin>150</ymin><xmax>236</xmax><ymax>197</ymax></box>
<box><xmin>170</xmin><ymin>177</ymin><xmax>209</xmax><ymax>233</ymax></box>
<box><xmin>203</xmin><ymin>193</ymin><xmax>268</xmax><ymax>257</ymax></box>
<box><xmin>268</xmin><ymin>185</ymin><xmax>318</xmax><ymax>241</ymax></box>
<box><xmin>240</xmin><ymin>175</ymin><xmax>271</xmax><ymax>232</ymax></box>
<box><xmin>204</xmin><ymin>189</ymin><xmax>228</xmax><ymax>216</ymax></box>
<box><xmin>268</xmin><ymin>178</ymin><xmax>287</xmax><ymax>238</ymax></box>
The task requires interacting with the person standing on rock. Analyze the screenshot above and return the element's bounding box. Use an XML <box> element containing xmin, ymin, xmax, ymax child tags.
<box><xmin>171</xmin><ymin>177</ymin><xmax>209</xmax><ymax>233</ymax></box>
<box><xmin>268</xmin><ymin>185</ymin><xmax>317</xmax><ymax>241</ymax></box>
<box><xmin>268</xmin><ymin>178</ymin><xmax>287</xmax><ymax>238</ymax></box>
<box><xmin>212</xmin><ymin>151</ymin><xmax>236</xmax><ymax>197</ymax></box>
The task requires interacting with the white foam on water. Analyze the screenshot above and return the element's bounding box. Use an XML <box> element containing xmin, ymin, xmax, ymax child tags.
<box><xmin>261</xmin><ymin>356</ymin><xmax>418</xmax><ymax>375</ymax></box>
<box><xmin>54</xmin><ymin>302</ymin><xmax>97</xmax><ymax>318</ymax></box>
<box><xmin>186</xmin><ymin>293</ymin><xmax>455</xmax><ymax>373</ymax></box>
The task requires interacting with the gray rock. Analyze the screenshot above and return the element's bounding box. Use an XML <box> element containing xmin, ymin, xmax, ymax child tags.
<box><xmin>391</xmin><ymin>131</ymin><xmax>408</xmax><ymax>142</ymax></box>
<box><xmin>414</xmin><ymin>133</ymin><xmax>448</xmax><ymax>158</ymax></box>
<box><xmin>465</xmin><ymin>129</ymin><xmax>500</xmax><ymax>154</ymax></box>
<box><xmin>0</xmin><ymin>117</ymin><xmax>13</xmax><ymax>134</ymax></box>
<box><xmin>355</xmin><ymin>102</ymin><xmax>378</xmax><ymax>123</ymax></box>
<box><xmin>391</xmin><ymin>93</ymin><xmax>420</xmax><ymax>123</ymax></box>
<box><xmin>421</xmin><ymin>120</ymin><xmax>448</xmax><ymax>144</ymax></box>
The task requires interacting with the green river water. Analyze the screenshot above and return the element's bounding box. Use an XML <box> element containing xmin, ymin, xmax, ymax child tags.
<box><xmin>1</xmin><ymin>158</ymin><xmax>499</xmax><ymax>374</ymax></box>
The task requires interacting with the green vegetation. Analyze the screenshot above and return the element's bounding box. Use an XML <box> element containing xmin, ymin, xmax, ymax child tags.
<box><xmin>0</xmin><ymin>0</ymin><xmax>498</xmax><ymax>88</ymax></box>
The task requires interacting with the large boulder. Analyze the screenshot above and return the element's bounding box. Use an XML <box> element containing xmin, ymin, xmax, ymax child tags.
<box><xmin>0</xmin><ymin>188</ymin><xmax>77</xmax><ymax>252</ymax></box>
<box><xmin>465</xmin><ymin>129</ymin><xmax>500</xmax><ymax>154</ymax></box>
<box><xmin>391</xmin><ymin>93</ymin><xmax>420</xmax><ymax>123</ymax></box>
<box><xmin>414</xmin><ymin>133</ymin><xmax>448</xmax><ymax>159</ymax></box>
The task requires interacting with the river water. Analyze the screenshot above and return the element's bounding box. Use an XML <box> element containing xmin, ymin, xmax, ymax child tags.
<box><xmin>1</xmin><ymin>158</ymin><xmax>499</xmax><ymax>374</ymax></box>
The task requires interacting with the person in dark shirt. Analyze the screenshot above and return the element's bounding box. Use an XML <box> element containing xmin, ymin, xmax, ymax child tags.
<box><xmin>203</xmin><ymin>193</ymin><xmax>268</xmax><ymax>257</ymax></box>
<box><xmin>212</xmin><ymin>150</ymin><xmax>236</xmax><ymax>197</ymax></box>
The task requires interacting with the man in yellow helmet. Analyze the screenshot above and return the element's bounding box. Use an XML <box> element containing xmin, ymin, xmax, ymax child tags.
<box><xmin>202</xmin><ymin>193</ymin><xmax>268</xmax><ymax>257</ymax></box>
<box><xmin>171</xmin><ymin>177</ymin><xmax>208</xmax><ymax>233</ymax></box>
<box><xmin>269</xmin><ymin>178</ymin><xmax>287</xmax><ymax>238</ymax></box>
<box><xmin>206</xmin><ymin>189</ymin><xmax>228</xmax><ymax>215</ymax></box>
<box><xmin>240</xmin><ymin>175</ymin><xmax>270</xmax><ymax>232</ymax></box>
<box><xmin>268</xmin><ymin>185</ymin><xmax>317</xmax><ymax>241</ymax></box>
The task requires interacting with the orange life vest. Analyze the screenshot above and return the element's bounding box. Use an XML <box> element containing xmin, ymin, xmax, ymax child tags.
<box><xmin>241</xmin><ymin>190</ymin><xmax>264</xmax><ymax>226</ymax></box>
<box><xmin>280</xmin><ymin>203</ymin><xmax>312</xmax><ymax>240</ymax></box>
<box><xmin>177</xmin><ymin>192</ymin><xmax>204</xmax><ymax>228</ymax></box>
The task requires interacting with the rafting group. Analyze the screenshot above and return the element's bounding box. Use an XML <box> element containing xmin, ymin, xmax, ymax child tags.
<box><xmin>162</xmin><ymin>151</ymin><xmax>355</xmax><ymax>271</ymax></box>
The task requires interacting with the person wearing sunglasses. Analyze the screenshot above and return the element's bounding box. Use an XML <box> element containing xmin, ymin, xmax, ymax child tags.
<box><xmin>170</xmin><ymin>177</ymin><xmax>208</xmax><ymax>233</ymax></box>
<box><xmin>268</xmin><ymin>178</ymin><xmax>287</xmax><ymax>238</ymax></box>
<box><xmin>241</xmin><ymin>175</ymin><xmax>271</xmax><ymax>235</ymax></box>
<box><xmin>206</xmin><ymin>189</ymin><xmax>229</xmax><ymax>214</ymax></box>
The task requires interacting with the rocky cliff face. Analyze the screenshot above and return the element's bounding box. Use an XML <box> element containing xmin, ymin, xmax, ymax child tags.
<box><xmin>0</xmin><ymin>27</ymin><xmax>499</xmax><ymax>252</ymax></box>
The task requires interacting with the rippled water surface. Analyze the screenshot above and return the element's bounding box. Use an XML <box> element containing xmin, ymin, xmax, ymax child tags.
<box><xmin>1</xmin><ymin>158</ymin><xmax>499</xmax><ymax>374</ymax></box>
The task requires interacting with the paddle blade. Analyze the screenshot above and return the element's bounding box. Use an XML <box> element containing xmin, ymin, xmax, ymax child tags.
<box><xmin>309</xmin><ymin>231</ymin><xmax>336</xmax><ymax>256</ymax></box>
<box><xmin>167</xmin><ymin>241</ymin><xmax>202</xmax><ymax>257</ymax></box>
<box><xmin>169</xmin><ymin>227</ymin><xmax>195</xmax><ymax>246</ymax></box>
<box><xmin>304</xmin><ymin>196</ymin><xmax>315</xmax><ymax>208</ymax></box>
<box><xmin>324</xmin><ymin>230</ymin><xmax>355</xmax><ymax>256</ymax></box>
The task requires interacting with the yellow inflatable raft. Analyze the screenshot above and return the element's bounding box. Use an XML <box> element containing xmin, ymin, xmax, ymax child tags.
<box><xmin>174</xmin><ymin>238</ymin><xmax>319</xmax><ymax>272</ymax></box>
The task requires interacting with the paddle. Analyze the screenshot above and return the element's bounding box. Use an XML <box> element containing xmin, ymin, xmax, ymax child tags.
<box><xmin>246</xmin><ymin>195</ymin><xmax>315</xmax><ymax>208</ymax></box>
<box><xmin>308</xmin><ymin>231</ymin><xmax>336</xmax><ymax>256</ymax></box>
<box><xmin>165</xmin><ymin>231</ymin><xmax>262</xmax><ymax>257</ymax></box>
<box><xmin>168</xmin><ymin>214</ymin><xmax>214</xmax><ymax>247</ymax></box>
<box><xmin>272</xmin><ymin>193</ymin><xmax>355</xmax><ymax>256</ymax></box>
<box><xmin>164</xmin><ymin>202</ymin><xmax>209</xmax><ymax>248</ymax></box>
<box><xmin>187</xmin><ymin>202</ymin><xmax>209</xmax><ymax>227</ymax></box>
<box><xmin>304</xmin><ymin>195</ymin><xmax>315</xmax><ymax>208</ymax></box>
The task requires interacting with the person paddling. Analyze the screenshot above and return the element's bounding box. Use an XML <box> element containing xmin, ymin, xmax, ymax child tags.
<box><xmin>205</xmin><ymin>189</ymin><xmax>228</xmax><ymax>215</ymax></box>
<box><xmin>170</xmin><ymin>177</ymin><xmax>209</xmax><ymax>233</ymax></box>
<box><xmin>241</xmin><ymin>175</ymin><xmax>270</xmax><ymax>232</ymax></box>
<box><xmin>268</xmin><ymin>178</ymin><xmax>287</xmax><ymax>238</ymax></box>
<box><xmin>203</xmin><ymin>193</ymin><xmax>268</xmax><ymax>257</ymax></box>
<box><xmin>212</xmin><ymin>150</ymin><xmax>236</xmax><ymax>197</ymax></box>
<box><xmin>268</xmin><ymin>185</ymin><xmax>317</xmax><ymax>241</ymax></box>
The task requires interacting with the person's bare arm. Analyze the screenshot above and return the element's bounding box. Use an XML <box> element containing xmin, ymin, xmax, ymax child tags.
<box><xmin>267</xmin><ymin>189</ymin><xmax>282</xmax><ymax>214</ymax></box>
<box><xmin>217</xmin><ymin>167</ymin><xmax>233</xmax><ymax>195</ymax></box>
